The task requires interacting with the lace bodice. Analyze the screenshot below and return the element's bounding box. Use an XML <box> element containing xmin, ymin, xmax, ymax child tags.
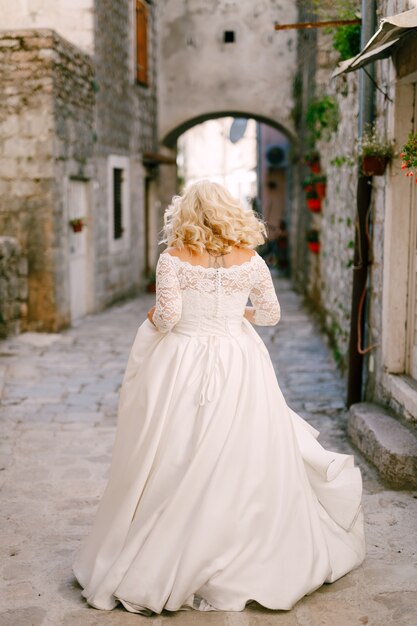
<box><xmin>152</xmin><ymin>251</ymin><xmax>280</xmax><ymax>333</ymax></box>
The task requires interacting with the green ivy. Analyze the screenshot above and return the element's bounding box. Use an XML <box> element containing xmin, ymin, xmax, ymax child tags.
<box><xmin>306</xmin><ymin>95</ymin><xmax>339</xmax><ymax>143</ymax></box>
<box><xmin>332</xmin><ymin>23</ymin><xmax>361</xmax><ymax>61</ymax></box>
<box><xmin>330</xmin><ymin>155</ymin><xmax>355</xmax><ymax>167</ymax></box>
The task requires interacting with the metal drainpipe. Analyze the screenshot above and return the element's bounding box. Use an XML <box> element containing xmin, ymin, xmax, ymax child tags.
<box><xmin>346</xmin><ymin>0</ymin><xmax>376</xmax><ymax>407</ymax></box>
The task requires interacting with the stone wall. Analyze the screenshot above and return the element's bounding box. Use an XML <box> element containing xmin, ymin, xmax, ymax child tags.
<box><xmin>291</xmin><ymin>5</ymin><xmax>360</xmax><ymax>372</ymax></box>
<box><xmin>290</xmin><ymin>1</ymin><xmax>318</xmax><ymax>298</ymax></box>
<box><xmin>0</xmin><ymin>30</ymin><xmax>94</xmax><ymax>331</ymax></box>
<box><xmin>92</xmin><ymin>0</ymin><xmax>159</xmax><ymax>306</ymax></box>
<box><xmin>0</xmin><ymin>0</ymin><xmax>95</xmax><ymax>54</ymax></box>
<box><xmin>315</xmin><ymin>36</ymin><xmax>359</xmax><ymax>371</ymax></box>
<box><xmin>0</xmin><ymin>237</ymin><xmax>28</xmax><ymax>338</ymax></box>
<box><xmin>0</xmin><ymin>1</ymin><xmax>161</xmax><ymax>331</ymax></box>
<box><xmin>292</xmin><ymin>0</ymin><xmax>417</xmax><ymax>394</ymax></box>
<box><xmin>157</xmin><ymin>0</ymin><xmax>298</xmax><ymax>145</ymax></box>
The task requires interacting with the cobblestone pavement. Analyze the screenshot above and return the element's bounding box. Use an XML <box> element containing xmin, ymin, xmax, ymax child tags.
<box><xmin>1</xmin><ymin>278</ymin><xmax>416</xmax><ymax>626</ymax></box>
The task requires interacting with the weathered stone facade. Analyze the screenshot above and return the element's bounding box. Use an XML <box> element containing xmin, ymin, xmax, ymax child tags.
<box><xmin>157</xmin><ymin>0</ymin><xmax>298</xmax><ymax>146</ymax></box>
<box><xmin>290</xmin><ymin>6</ymin><xmax>359</xmax><ymax>372</ymax></box>
<box><xmin>315</xmin><ymin>43</ymin><xmax>359</xmax><ymax>371</ymax></box>
<box><xmin>91</xmin><ymin>0</ymin><xmax>159</xmax><ymax>306</ymax></box>
<box><xmin>0</xmin><ymin>237</ymin><xmax>28</xmax><ymax>338</ymax></box>
<box><xmin>0</xmin><ymin>1</ymin><xmax>160</xmax><ymax>333</ymax></box>
<box><xmin>291</xmin><ymin>0</ymin><xmax>417</xmax><ymax>483</ymax></box>
<box><xmin>0</xmin><ymin>30</ymin><xmax>94</xmax><ymax>331</ymax></box>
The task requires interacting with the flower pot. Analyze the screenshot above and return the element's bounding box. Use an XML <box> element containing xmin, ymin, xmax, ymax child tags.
<box><xmin>361</xmin><ymin>155</ymin><xmax>389</xmax><ymax>176</ymax></box>
<box><xmin>71</xmin><ymin>223</ymin><xmax>83</xmax><ymax>233</ymax></box>
<box><xmin>309</xmin><ymin>161</ymin><xmax>321</xmax><ymax>174</ymax></box>
<box><xmin>307</xmin><ymin>241</ymin><xmax>320</xmax><ymax>254</ymax></box>
<box><xmin>306</xmin><ymin>197</ymin><xmax>321</xmax><ymax>212</ymax></box>
<box><xmin>314</xmin><ymin>181</ymin><xmax>326</xmax><ymax>199</ymax></box>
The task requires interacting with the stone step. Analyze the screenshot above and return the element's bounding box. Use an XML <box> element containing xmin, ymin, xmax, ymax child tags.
<box><xmin>348</xmin><ymin>402</ymin><xmax>417</xmax><ymax>488</ymax></box>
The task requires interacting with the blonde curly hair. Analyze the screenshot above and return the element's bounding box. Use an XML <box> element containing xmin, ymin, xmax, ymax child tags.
<box><xmin>160</xmin><ymin>179</ymin><xmax>267</xmax><ymax>255</ymax></box>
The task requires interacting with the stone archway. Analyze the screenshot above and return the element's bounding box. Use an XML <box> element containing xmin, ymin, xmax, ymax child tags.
<box><xmin>159</xmin><ymin>112</ymin><xmax>293</xmax><ymax>277</ymax></box>
<box><xmin>162</xmin><ymin>110</ymin><xmax>296</xmax><ymax>149</ymax></box>
<box><xmin>157</xmin><ymin>0</ymin><xmax>298</xmax><ymax>149</ymax></box>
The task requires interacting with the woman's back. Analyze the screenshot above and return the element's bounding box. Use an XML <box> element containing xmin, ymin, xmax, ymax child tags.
<box><xmin>152</xmin><ymin>247</ymin><xmax>281</xmax><ymax>334</ymax></box>
<box><xmin>165</xmin><ymin>245</ymin><xmax>256</xmax><ymax>269</ymax></box>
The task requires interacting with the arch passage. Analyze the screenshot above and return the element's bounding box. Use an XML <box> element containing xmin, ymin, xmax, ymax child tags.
<box><xmin>158</xmin><ymin>1</ymin><xmax>298</xmax><ymax>148</ymax></box>
<box><xmin>163</xmin><ymin>110</ymin><xmax>296</xmax><ymax>149</ymax></box>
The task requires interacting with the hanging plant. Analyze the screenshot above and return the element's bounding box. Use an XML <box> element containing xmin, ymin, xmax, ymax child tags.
<box><xmin>306</xmin><ymin>229</ymin><xmax>320</xmax><ymax>254</ymax></box>
<box><xmin>314</xmin><ymin>174</ymin><xmax>327</xmax><ymax>199</ymax></box>
<box><xmin>303</xmin><ymin>150</ymin><xmax>321</xmax><ymax>173</ymax></box>
<box><xmin>306</xmin><ymin>189</ymin><xmax>322</xmax><ymax>213</ymax></box>
<box><xmin>359</xmin><ymin>124</ymin><xmax>394</xmax><ymax>176</ymax></box>
<box><xmin>306</xmin><ymin>96</ymin><xmax>339</xmax><ymax>143</ymax></box>
<box><xmin>331</xmin><ymin>21</ymin><xmax>361</xmax><ymax>61</ymax></box>
<box><xmin>302</xmin><ymin>174</ymin><xmax>315</xmax><ymax>192</ymax></box>
<box><xmin>69</xmin><ymin>217</ymin><xmax>87</xmax><ymax>233</ymax></box>
<box><xmin>400</xmin><ymin>131</ymin><xmax>417</xmax><ymax>181</ymax></box>
<box><xmin>303</xmin><ymin>173</ymin><xmax>327</xmax><ymax>199</ymax></box>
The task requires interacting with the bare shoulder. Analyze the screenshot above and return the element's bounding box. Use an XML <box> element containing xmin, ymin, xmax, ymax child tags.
<box><xmin>163</xmin><ymin>246</ymin><xmax>197</xmax><ymax>261</ymax></box>
<box><xmin>162</xmin><ymin>246</ymin><xmax>179</xmax><ymax>256</ymax></box>
<box><xmin>235</xmin><ymin>247</ymin><xmax>257</xmax><ymax>262</ymax></box>
<box><xmin>162</xmin><ymin>246</ymin><xmax>186</xmax><ymax>259</ymax></box>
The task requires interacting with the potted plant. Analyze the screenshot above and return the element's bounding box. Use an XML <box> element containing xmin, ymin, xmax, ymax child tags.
<box><xmin>313</xmin><ymin>173</ymin><xmax>327</xmax><ymax>199</ymax></box>
<box><xmin>303</xmin><ymin>173</ymin><xmax>327</xmax><ymax>199</ymax></box>
<box><xmin>69</xmin><ymin>217</ymin><xmax>87</xmax><ymax>233</ymax></box>
<box><xmin>306</xmin><ymin>189</ymin><xmax>321</xmax><ymax>213</ymax></box>
<box><xmin>359</xmin><ymin>124</ymin><xmax>394</xmax><ymax>176</ymax></box>
<box><xmin>400</xmin><ymin>131</ymin><xmax>417</xmax><ymax>181</ymax></box>
<box><xmin>303</xmin><ymin>150</ymin><xmax>321</xmax><ymax>173</ymax></box>
<box><xmin>306</xmin><ymin>229</ymin><xmax>320</xmax><ymax>254</ymax></box>
<box><xmin>302</xmin><ymin>174</ymin><xmax>315</xmax><ymax>193</ymax></box>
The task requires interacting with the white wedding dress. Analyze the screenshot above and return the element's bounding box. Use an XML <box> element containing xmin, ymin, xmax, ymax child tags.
<box><xmin>72</xmin><ymin>250</ymin><xmax>366</xmax><ymax>614</ymax></box>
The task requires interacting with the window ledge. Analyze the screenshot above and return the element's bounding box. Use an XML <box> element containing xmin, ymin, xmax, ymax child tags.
<box><xmin>382</xmin><ymin>373</ymin><xmax>417</xmax><ymax>424</ymax></box>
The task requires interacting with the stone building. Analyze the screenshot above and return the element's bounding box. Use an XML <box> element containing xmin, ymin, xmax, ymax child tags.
<box><xmin>0</xmin><ymin>0</ymin><xmax>166</xmax><ymax>333</ymax></box>
<box><xmin>156</xmin><ymin>0</ymin><xmax>298</xmax><ymax>183</ymax></box>
<box><xmin>291</xmin><ymin>0</ymin><xmax>417</xmax><ymax>485</ymax></box>
<box><xmin>1</xmin><ymin>0</ymin><xmax>300</xmax><ymax>336</ymax></box>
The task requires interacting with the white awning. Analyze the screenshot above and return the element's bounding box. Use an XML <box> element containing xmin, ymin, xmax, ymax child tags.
<box><xmin>332</xmin><ymin>8</ymin><xmax>417</xmax><ymax>77</ymax></box>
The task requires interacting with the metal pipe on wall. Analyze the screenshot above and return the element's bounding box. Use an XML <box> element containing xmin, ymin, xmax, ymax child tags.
<box><xmin>346</xmin><ymin>0</ymin><xmax>377</xmax><ymax>407</ymax></box>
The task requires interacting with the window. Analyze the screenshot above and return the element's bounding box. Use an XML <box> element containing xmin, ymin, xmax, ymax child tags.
<box><xmin>224</xmin><ymin>30</ymin><xmax>235</xmax><ymax>44</ymax></box>
<box><xmin>107</xmin><ymin>155</ymin><xmax>130</xmax><ymax>253</ymax></box>
<box><xmin>136</xmin><ymin>0</ymin><xmax>148</xmax><ymax>85</ymax></box>
<box><xmin>113</xmin><ymin>168</ymin><xmax>123</xmax><ymax>239</ymax></box>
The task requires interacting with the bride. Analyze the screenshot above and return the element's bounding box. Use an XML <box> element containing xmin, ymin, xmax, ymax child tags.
<box><xmin>72</xmin><ymin>179</ymin><xmax>366</xmax><ymax>615</ymax></box>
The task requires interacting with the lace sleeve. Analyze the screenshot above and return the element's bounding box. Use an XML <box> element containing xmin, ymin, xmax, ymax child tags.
<box><xmin>152</xmin><ymin>253</ymin><xmax>182</xmax><ymax>333</ymax></box>
<box><xmin>249</xmin><ymin>256</ymin><xmax>281</xmax><ymax>326</ymax></box>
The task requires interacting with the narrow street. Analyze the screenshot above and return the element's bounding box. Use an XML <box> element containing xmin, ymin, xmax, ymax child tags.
<box><xmin>0</xmin><ymin>278</ymin><xmax>416</xmax><ymax>626</ymax></box>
